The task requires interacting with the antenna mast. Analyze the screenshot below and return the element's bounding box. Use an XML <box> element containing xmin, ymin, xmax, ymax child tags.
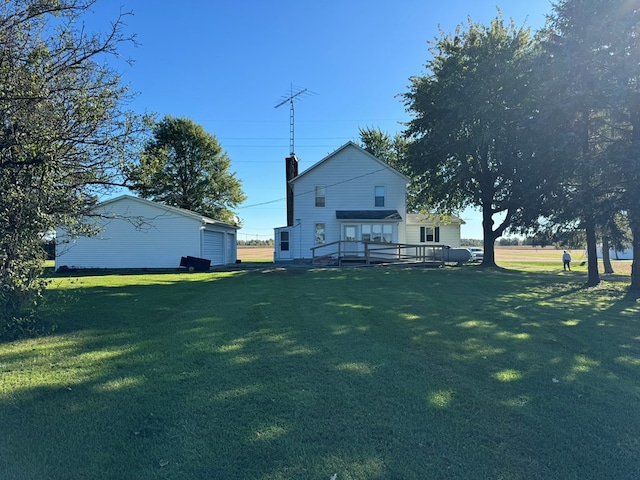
<box><xmin>274</xmin><ymin>85</ymin><xmax>312</xmax><ymax>156</ymax></box>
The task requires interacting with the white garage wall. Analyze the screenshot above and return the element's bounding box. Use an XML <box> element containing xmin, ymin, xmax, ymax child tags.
<box><xmin>57</xmin><ymin>197</ymin><xmax>204</xmax><ymax>269</ymax></box>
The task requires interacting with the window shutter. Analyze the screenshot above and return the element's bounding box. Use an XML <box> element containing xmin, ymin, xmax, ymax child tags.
<box><xmin>435</xmin><ymin>227</ymin><xmax>440</xmax><ymax>242</ymax></box>
<box><xmin>420</xmin><ymin>226</ymin><xmax>425</xmax><ymax>243</ymax></box>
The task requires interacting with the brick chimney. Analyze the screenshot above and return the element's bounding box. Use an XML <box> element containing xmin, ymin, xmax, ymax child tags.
<box><xmin>285</xmin><ymin>155</ymin><xmax>298</xmax><ymax>226</ymax></box>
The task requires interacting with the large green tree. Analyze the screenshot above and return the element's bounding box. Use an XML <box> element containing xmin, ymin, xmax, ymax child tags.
<box><xmin>1</xmin><ymin>0</ymin><xmax>137</xmax><ymax>339</ymax></box>
<box><xmin>129</xmin><ymin>116</ymin><xmax>245</xmax><ymax>224</ymax></box>
<box><xmin>403</xmin><ymin>15</ymin><xmax>549</xmax><ymax>266</ymax></box>
<box><xmin>540</xmin><ymin>0</ymin><xmax>640</xmax><ymax>288</ymax></box>
<box><xmin>359</xmin><ymin>127</ymin><xmax>421</xmax><ymax>210</ymax></box>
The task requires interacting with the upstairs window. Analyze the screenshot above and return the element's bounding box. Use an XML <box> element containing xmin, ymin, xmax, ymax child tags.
<box><xmin>374</xmin><ymin>186</ymin><xmax>385</xmax><ymax>207</ymax></box>
<box><xmin>315</xmin><ymin>186</ymin><xmax>326</xmax><ymax>207</ymax></box>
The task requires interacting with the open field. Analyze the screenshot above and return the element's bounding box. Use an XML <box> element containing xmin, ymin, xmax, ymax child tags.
<box><xmin>239</xmin><ymin>245</ymin><xmax>633</xmax><ymax>276</ymax></box>
<box><xmin>237</xmin><ymin>245</ymin><xmax>275</xmax><ymax>262</ymax></box>
<box><xmin>1</xmin><ymin>265</ymin><xmax>639</xmax><ymax>479</ymax></box>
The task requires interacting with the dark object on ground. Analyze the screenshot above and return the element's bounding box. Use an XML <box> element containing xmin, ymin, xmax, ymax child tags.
<box><xmin>180</xmin><ymin>256</ymin><xmax>211</xmax><ymax>272</ymax></box>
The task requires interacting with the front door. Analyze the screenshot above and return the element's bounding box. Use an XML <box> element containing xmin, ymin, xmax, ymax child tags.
<box><xmin>343</xmin><ymin>225</ymin><xmax>362</xmax><ymax>256</ymax></box>
<box><xmin>277</xmin><ymin>229</ymin><xmax>292</xmax><ymax>260</ymax></box>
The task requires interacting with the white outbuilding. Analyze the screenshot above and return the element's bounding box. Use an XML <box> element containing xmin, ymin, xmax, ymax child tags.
<box><xmin>55</xmin><ymin>195</ymin><xmax>238</xmax><ymax>270</ymax></box>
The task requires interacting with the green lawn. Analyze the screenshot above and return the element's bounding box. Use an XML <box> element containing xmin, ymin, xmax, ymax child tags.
<box><xmin>1</xmin><ymin>266</ymin><xmax>639</xmax><ymax>479</ymax></box>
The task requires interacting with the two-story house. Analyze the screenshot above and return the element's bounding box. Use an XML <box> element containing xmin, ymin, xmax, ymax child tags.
<box><xmin>274</xmin><ymin>141</ymin><xmax>465</xmax><ymax>264</ymax></box>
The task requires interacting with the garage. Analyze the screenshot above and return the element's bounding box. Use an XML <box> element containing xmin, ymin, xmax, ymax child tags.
<box><xmin>56</xmin><ymin>195</ymin><xmax>238</xmax><ymax>269</ymax></box>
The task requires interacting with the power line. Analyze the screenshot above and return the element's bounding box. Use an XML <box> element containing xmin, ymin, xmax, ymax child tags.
<box><xmin>238</xmin><ymin>167</ymin><xmax>387</xmax><ymax>210</ymax></box>
<box><xmin>218</xmin><ymin>136</ymin><xmax>355</xmax><ymax>140</ymax></box>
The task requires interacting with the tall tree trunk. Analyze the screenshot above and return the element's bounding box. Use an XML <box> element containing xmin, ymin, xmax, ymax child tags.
<box><xmin>482</xmin><ymin>204</ymin><xmax>497</xmax><ymax>267</ymax></box>
<box><xmin>585</xmin><ymin>220</ymin><xmax>600</xmax><ymax>287</ymax></box>
<box><xmin>628</xmin><ymin>104</ymin><xmax>640</xmax><ymax>292</ymax></box>
<box><xmin>630</xmin><ymin>220</ymin><xmax>640</xmax><ymax>292</ymax></box>
<box><xmin>602</xmin><ymin>235</ymin><xmax>614</xmax><ymax>274</ymax></box>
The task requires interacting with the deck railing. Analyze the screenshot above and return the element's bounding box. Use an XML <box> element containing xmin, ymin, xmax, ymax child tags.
<box><xmin>310</xmin><ymin>241</ymin><xmax>447</xmax><ymax>266</ymax></box>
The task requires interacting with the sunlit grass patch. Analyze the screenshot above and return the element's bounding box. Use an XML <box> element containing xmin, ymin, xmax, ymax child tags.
<box><xmin>615</xmin><ymin>355</ymin><xmax>640</xmax><ymax>367</ymax></box>
<box><xmin>428</xmin><ymin>389</ymin><xmax>455</xmax><ymax>408</ymax></box>
<box><xmin>494</xmin><ymin>369</ymin><xmax>524</xmax><ymax>382</ymax></box>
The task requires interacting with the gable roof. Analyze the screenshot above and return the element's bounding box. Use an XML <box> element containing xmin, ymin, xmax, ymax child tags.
<box><xmin>98</xmin><ymin>195</ymin><xmax>239</xmax><ymax>229</ymax></box>
<box><xmin>290</xmin><ymin>141</ymin><xmax>410</xmax><ymax>184</ymax></box>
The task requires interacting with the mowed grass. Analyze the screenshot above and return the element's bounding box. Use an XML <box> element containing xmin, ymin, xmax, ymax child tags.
<box><xmin>1</xmin><ymin>266</ymin><xmax>640</xmax><ymax>479</ymax></box>
<box><xmin>494</xmin><ymin>247</ymin><xmax>633</xmax><ymax>276</ymax></box>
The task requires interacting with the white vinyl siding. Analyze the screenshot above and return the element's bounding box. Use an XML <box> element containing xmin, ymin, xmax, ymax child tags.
<box><xmin>289</xmin><ymin>144</ymin><xmax>407</xmax><ymax>259</ymax></box>
<box><xmin>56</xmin><ymin>196</ymin><xmax>237</xmax><ymax>269</ymax></box>
<box><xmin>405</xmin><ymin>214</ymin><xmax>462</xmax><ymax>248</ymax></box>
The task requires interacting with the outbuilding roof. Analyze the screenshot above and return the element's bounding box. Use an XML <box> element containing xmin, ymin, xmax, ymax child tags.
<box><xmin>98</xmin><ymin>195</ymin><xmax>239</xmax><ymax>229</ymax></box>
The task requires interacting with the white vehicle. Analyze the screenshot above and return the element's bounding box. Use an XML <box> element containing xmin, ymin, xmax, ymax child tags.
<box><xmin>467</xmin><ymin>247</ymin><xmax>484</xmax><ymax>263</ymax></box>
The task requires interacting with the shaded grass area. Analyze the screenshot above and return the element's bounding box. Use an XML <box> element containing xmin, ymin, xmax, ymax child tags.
<box><xmin>1</xmin><ymin>267</ymin><xmax>640</xmax><ymax>479</ymax></box>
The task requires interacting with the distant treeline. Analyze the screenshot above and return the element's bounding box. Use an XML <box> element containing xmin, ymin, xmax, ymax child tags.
<box><xmin>238</xmin><ymin>239</ymin><xmax>274</xmax><ymax>246</ymax></box>
<box><xmin>463</xmin><ymin>237</ymin><xmax>563</xmax><ymax>247</ymax></box>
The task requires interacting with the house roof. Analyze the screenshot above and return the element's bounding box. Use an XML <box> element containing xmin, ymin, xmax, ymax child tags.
<box><xmin>98</xmin><ymin>195</ymin><xmax>239</xmax><ymax>229</ymax></box>
<box><xmin>290</xmin><ymin>141</ymin><xmax>411</xmax><ymax>184</ymax></box>
<box><xmin>336</xmin><ymin>210</ymin><xmax>402</xmax><ymax>221</ymax></box>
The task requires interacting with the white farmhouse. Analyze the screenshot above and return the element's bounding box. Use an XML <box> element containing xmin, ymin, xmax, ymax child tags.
<box><xmin>273</xmin><ymin>142</ymin><xmax>463</xmax><ymax>263</ymax></box>
<box><xmin>56</xmin><ymin>195</ymin><xmax>238</xmax><ymax>270</ymax></box>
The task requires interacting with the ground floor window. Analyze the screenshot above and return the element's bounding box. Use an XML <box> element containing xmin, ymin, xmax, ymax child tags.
<box><xmin>362</xmin><ymin>224</ymin><xmax>393</xmax><ymax>243</ymax></box>
<box><xmin>420</xmin><ymin>226</ymin><xmax>440</xmax><ymax>242</ymax></box>
<box><xmin>315</xmin><ymin>223</ymin><xmax>325</xmax><ymax>244</ymax></box>
<box><xmin>280</xmin><ymin>231</ymin><xmax>289</xmax><ymax>251</ymax></box>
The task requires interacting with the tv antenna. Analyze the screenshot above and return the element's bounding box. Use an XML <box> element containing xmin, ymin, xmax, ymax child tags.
<box><xmin>274</xmin><ymin>84</ymin><xmax>315</xmax><ymax>157</ymax></box>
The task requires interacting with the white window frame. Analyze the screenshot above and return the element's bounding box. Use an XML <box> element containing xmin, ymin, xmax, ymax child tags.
<box><xmin>315</xmin><ymin>223</ymin><xmax>326</xmax><ymax>244</ymax></box>
<box><xmin>315</xmin><ymin>185</ymin><xmax>326</xmax><ymax>207</ymax></box>
<box><xmin>374</xmin><ymin>186</ymin><xmax>385</xmax><ymax>207</ymax></box>
<box><xmin>361</xmin><ymin>223</ymin><xmax>393</xmax><ymax>243</ymax></box>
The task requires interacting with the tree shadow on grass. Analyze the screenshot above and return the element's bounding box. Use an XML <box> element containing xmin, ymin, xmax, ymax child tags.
<box><xmin>1</xmin><ymin>267</ymin><xmax>639</xmax><ymax>479</ymax></box>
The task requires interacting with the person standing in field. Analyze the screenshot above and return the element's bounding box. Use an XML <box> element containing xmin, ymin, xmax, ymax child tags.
<box><xmin>562</xmin><ymin>251</ymin><xmax>572</xmax><ymax>271</ymax></box>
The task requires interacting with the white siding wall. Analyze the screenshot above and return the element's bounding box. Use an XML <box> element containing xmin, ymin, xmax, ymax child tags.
<box><xmin>405</xmin><ymin>223</ymin><xmax>462</xmax><ymax>247</ymax></box>
<box><xmin>290</xmin><ymin>145</ymin><xmax>407</xmax><ymax>259</ymax></box>
<box><xmin>438</xmin><ymin>224</ymin><xmax>462</xmax><ymax>247</ymax></box>
<box><xmin>57</xmin><ymin>198</ymin><xmax>202</xmax><ymax>269</ymax></box>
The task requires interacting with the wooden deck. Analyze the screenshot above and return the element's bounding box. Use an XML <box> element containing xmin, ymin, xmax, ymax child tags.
<box><xmin>311</xmin><ymin>241</ymin><xmax>447</xmax><ymax>267</ymax></box>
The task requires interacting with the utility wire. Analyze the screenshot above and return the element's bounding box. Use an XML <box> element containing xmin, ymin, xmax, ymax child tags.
<box><xmin>238</xmin><ymin>167</ymin><xmax>387</xmax><ymax>210</ymax></box>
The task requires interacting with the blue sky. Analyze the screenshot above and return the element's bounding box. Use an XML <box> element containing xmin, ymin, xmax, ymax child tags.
<box><xmin>87</xmin><ymin>0</ymin><xmax>554</xmax><ymax>240</ymax></box>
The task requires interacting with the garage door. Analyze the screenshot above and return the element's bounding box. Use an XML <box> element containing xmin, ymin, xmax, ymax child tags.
<box><xmin>202</xmin><ymin>231</ymin><xmax>224</xmax><ymax>265</ymax></box>
<box><xmin>226</xmin><ymin>233</ymin><xmax>235</xmax><ymax>263</ymax></box>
